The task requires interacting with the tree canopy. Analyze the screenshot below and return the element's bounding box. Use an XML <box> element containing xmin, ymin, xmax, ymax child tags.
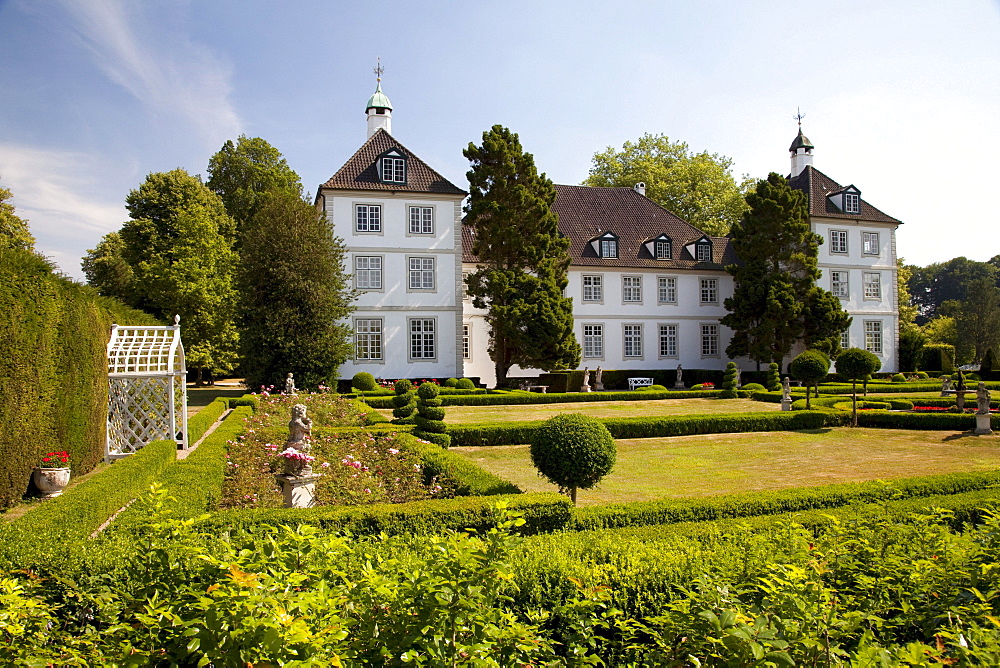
<box><xmin>722</xmin><ymin>173</ymin><xmax>849</xmax><ymax>366</ymax></box>
<box><xmin>463</xmin><ymin>125</ymin><xmax>580</xmax><ymax>386</ymax></box>
<box><xmin>837</xmin><ymin>348</ymin><xmax>882</xmax><ymax>426</ymax></box>
<box><xmin>0</xmin><ymin>179</ymin><xmax>34</xmax><ymax>252</ymax></box>
<box><xmin>237</xmin><ymin>189</ymin><xmax>354</xmax><ymax>390</ymax></box>
<box><xmin>583</xmin><ymin>133</ymin><xmax>750</xmax><ymax>236</ymax></box>
<box><xmin>954</xmin><ymin>276</ymin><xmax>1000</xmax><ymax>364</ymax></box>
<box><xmin>908</xmin><ymin>257</ymin><xmax>998</xmax><ymax>323</ymax></box>
<box><xmin>206</xmin><ymin>135</ymin><xmax>303</xmax><ymax>233</ymax></box>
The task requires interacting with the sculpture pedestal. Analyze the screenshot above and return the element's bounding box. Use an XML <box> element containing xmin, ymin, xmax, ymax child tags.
<box><xmin>580</xmin><ymin>386</ymin><xmax>592</xmax><ymax>393</ymax></box>
<box><xmin>781</xmin><ymin>399</ymin><xmax>792</xmax><ymax>412</ymax></box>
<box><xmin>673</xmin><ymin>382</ymin><xmax>685</xmax><ymax>390</ymax></box>
<box><xmin>274</xmin><ymin>474</ymin><xmax>320</xmax><ymax>508</ymax></box>
<box><xmin>975</xmin><ymin>414</ymin><xmax>994</xmax><ymax>436</ymax></box>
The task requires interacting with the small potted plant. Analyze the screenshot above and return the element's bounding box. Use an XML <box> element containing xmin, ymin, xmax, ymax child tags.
<box><xmin>34</xmin><ymin>451</ymin><xmax>71</xmax><ymax>498</ymax></box>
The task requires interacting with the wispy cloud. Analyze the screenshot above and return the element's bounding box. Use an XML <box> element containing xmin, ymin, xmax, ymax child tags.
<box><xmin>0</xmin><ymin>144</ymin><xmax>127</xmax><ymax>279</ymax></box>
<box><xmin>57</xmin><ymin>0</ymin><xmax>242</xmax><ymax>146</ymax></box>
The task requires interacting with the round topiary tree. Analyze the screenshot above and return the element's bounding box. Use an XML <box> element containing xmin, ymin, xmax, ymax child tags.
<box><xmin>391</xmin><ymin>379</ymin><xmax>416</xmax><ymax>424</ymax></box>
<box><xmin>720</xmin><ymin>362</ymin><xmax>739</xmax><ymax>398</ymax></box>
<box><xmin>444</xmin><ymin>377</ymin><xmax>459</xmax><ymax>387</ymax></box>
<box><xmin>413</xmin><ymin>382</ymin><xmax>450</xmax><ymax>447</ymax></box>
<box><xmin>836</xmin><ymin>348</ymin><xmax>882</xmax><ymax>426</ymax></box>
<box><xmin>789</xmin><ymin>350</ymin><xmax>830</xmax><ymax>409</ymax></box>
<box><xmin>352</xmin><ymin>371</ymin><xmax>378</xmax><ymax>392</ymax></box>
<box><xmin>766</xmin><ymin>362</ymin><xmax>781</xmax><ymax>392</ymax></box>
<box><xmin>529</xmin><ymin>414</ymin><xmax>616</xmax><ymax>505</ymax></box>
<box><xmin>455</xmin><ymin>378</ymin><xmax>476</xmax><ymax>390</ymax></box>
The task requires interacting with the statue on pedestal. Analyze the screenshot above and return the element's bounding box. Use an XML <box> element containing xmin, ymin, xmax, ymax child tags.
<box><xmin>977</xmin><ymin>382</ymin><xmax>992</xmax><ymax>415</ymax></box>
<box><xmin>674</xmin><ymin>364</ymin><xmax>684</xmax><ymax>389</ymax></box>
<box><xmin>941</xmin><ymin>376</ymin><xmax>952</xmax><ymax>396</ymax></box>
<box><xmin>594</xmin><ymin>366</ymin><xmax>604</xmax><ymax>391</ymax></box>
<box><xmin>284</xmin><ymin>372</ymin><xmax>297</xmax><ymax>395</ymax></box>
<box><xmin>781</xmin><ymin>376</ymin><xmax>792</xmax><ymax>402</ymax></box>
<box><xmin>580</xmin><ymin>366</ymin><xmax>591</xmax><ymax>392</ymax></box>
<box><xmin>282</xmin><ymin>404</ymin><xmax>314</xmax><ymax>476</ymax></box>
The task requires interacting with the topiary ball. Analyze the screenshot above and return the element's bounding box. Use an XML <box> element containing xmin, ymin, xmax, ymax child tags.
<box><xmin>394</xmin><ymin>379</ymin><xmax>413</xmax><ymax>394</ymax></box>
<box><xmin>891</xmin><ymin>373</ymin><xmax>906</xmax><ymax>383</ymax></box>
<box><xmin>417</xmin><ymin>382</ymin><xmax>440</xmax><ymax>400</ymax></box>
<box><xmin>742</xmin><ymin>383</ymin><xmax>766</xmax><ymax>391</ymax></box>
<box><xmin>530</xmin><ymin>414</ymin><xmax>616</xmax><ymax>501</ymax></box>
<box><xmin>352</xmin><ymin>371</ymin><xmax>378</xmax><ymax>391</ymax></box>
<box><xmin>444</xmin><ymin>378</ymin><xmax>459</xmax><ymax>387</ymax></box>
<box><xmin>455</xmin><ymin>378</ymin><xmax>476</xmax><ymax>390</ymax></box>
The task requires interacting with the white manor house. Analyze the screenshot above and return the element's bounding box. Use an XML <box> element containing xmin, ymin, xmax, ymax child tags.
<box><xmin>319</xmin><ymin>83</ymin><xmax>900</xmax><ymax>386</ymax></box>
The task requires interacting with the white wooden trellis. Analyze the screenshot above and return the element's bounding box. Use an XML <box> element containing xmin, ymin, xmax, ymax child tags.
<box><xmin>106</xmin><ymin>315</ymin><xmax>188</xmax><ymax>461</ymax></box>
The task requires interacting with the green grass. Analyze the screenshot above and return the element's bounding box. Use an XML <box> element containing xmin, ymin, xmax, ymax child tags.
<box><xmin>451</xmin><ymin>428</ymin><xmax>1000</xmax><ymax>506</ymax></box>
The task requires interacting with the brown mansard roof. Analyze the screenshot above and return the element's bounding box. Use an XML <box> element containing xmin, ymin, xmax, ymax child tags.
<box><xmin>788</xmin><ymin>165</ymin><xmax>901</xmax><ymax>224</ymax></box>
<box><xmin>319</xmin><ymin>129</ymin><xmax>466</xmax><ymax>196</ymax></box>
<box><xmin>463</xmin><ymin>184</ymin><xmax>735</xmax><ymax>270</ymax></box>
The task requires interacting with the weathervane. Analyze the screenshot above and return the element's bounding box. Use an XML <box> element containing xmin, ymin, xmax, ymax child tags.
<box><xmin>794</xmin><ymin>107</ymin><xmax>806</xmax><ymax>126</ymax></box>
<box><xmin>374</xmin><ymin>57</ymin><xmax>384</xmax><ymax>83</ymax></box>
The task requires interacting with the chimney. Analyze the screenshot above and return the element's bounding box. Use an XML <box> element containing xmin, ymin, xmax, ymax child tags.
<box><xmin>634</xmin><ymin>182</ymin><xmax>646</xmax><ymax>196</ymax></box>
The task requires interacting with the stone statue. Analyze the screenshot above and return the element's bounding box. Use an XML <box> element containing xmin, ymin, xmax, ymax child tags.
<box><xmin>977</xmin><ymin>382</ymin><xmax>992</xmax><ymax>415</ymax></box>
<box><xmin>284</xmin><ymin>372</ymin><xmax>297</xmax><ymax>395</ymax></box>
<box><xmin>580</xmin><ymin>366</ymin><xmax>591</xmax><ymax>392</ymax></box>
<box><xmin>735</xmin><ymin>365</ymin><xmax>742</xmax><ymax>389</ymax></box>
<box><xmin>594</xmin><ymin>366</ymin><xmax>604</xmax><ymax>391</ymax></box>
<box><xmin>781</xmin><ymin>376</ymin><xmax>792</xmax><ymax>402</ymax></box>
<box><xmin>284</xmin><ymin>404</ymin><xmax>314</xmax><ymax>475</ymax></box>
<box><xmin>942</xmin><ymin>376</ymin><xmax>952</xmax><ymax>393</ymax></box>
<box><xmin>957</xmin><ymin>369</ymin><xmax>967</xmax><ymax>394</ymax></box>
<box><xmin>676</xmin><ymin>365</ymin><xmax>683</xmax><ymax>384</ymax></box>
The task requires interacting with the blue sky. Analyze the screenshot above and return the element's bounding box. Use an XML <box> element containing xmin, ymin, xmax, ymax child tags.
<box><xmin>1</xmin><ymin>0</ymin><xmax>998</xmax><ymax>280</ymax></box>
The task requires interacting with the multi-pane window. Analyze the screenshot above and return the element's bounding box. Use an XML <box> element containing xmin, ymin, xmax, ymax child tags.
<box><xmin>696</xmin><ymin>243</ymin><xmax>712</xmax><ymax>261</ymax></box>
<box><xmin>830</xmin><ymin>270</ymin><xmax>849</xmax><ymax>298</ymax></box>
<box><xmin>582</xmin><ymin>275</ymin><xmax>603</xmax><ymax>301</ymax></box>
<box><xmin>462</xmin><ymin>323</ymin><xmax>471</xmax><ymax>360</ymax></box>
<box><xmin>623</xmin><ymin>324</ymin><xmax>643</xmax><ymax>358</ymax></box>
<box><xmin>355</xmin><ymin>204</ymin><xmax>381</xmax><ymax>232</ymax></box>
<box><xmin>659</xmin><ymin>324</ymin><xmax>678</xmax><ymax>357</ymax></box>
<box><xmin>409</xmin><ymin>319</ymin><xmax>436</xmax><ymax>359</ymax></box>
<box><xmin>355</xmin><ymin>256</ymin><xmax>382</xmax><ymax>290</ymax></box>
<box><xmin>355</xmin><ymin>319</ymin><xmax>382</xmax><ymax>361</ymax></box>
<box><xmin>658</xmin><ymin>276</ymin><xmax>677</xmax><ymax>304</ymax></box>
<box><xmin>700</xmin><ymin>278</ymin><xmax>718</xmax><ymax>304</ymax></box>
<box><xmin>830</xmin><ymin>230</ymin><xmax>848</xmax><ymax>254</ymax></box>
<box><xmin>583</xmin><ymin>324</ymin><xmax>603</xmax><ymax>358</ymax></box>
<box><xmin>461</xmin><ymin>270</ymin><xmax>472</xmax><ymax>301</ymax></box>
<box><xmin>408</xmin><ymin>257</ymin><xmax>435</xmax><ymax>290</ymax></box>
<box><xmin>381</xmin><ymin>156</ymin><xmax>406</xmax><ymax>183</ymax></box>
<box><xmin>863</xmin><ymin>272</ymin><xmax>881</xmax><ymax>300</ymax></box>
<box><xmin>840</xmin><ymin>329</ymin><xmax>850</xmax><ymax>350</ymax></box>
<box><xmin>600</xmin><ymin>239</ymin><xmax>618</xmax><ymax>258</ymax></box>
<box><xmin>864</xmin><ymin>321</ymin><xmax>883</xmax><ymax>354</ymax></box>
<box><xmin>622</xmin><ymin>276</ymin><xmax>642</xmax><ymax>302</ymax></box>
<box><xmin>845</xmin><ymin>193</ymin><xmax>860</xmax><ymax>214</ymax></box>
<box><xmin>701</xmin><ymin>324</ymin><xmax>719</xmax><ymax>356</ymax></box>
<box><xmin>655</xmin><ymin>240</ymin><xmax>672</xmax><ymax>259</ymax></box>
<box><xmin>408</xmin><ymin>206</ymin><xmax>433</xmax><ymax>234</ymax></box>
<box><xmin>862</xmin><ymin>231</ymin><xmax>879</xmax><ymax>255</ymax></box>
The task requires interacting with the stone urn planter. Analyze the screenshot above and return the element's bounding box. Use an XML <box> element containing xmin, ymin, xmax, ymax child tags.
<box><xmin>33</xmin><ymin>467</ymin><xmax>71</xmax><ymax>498</ymax></box>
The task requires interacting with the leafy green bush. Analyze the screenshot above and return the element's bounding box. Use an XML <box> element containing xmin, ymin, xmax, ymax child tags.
<box><xmin>351</xmin><ymin>371</ymin><xmax>378</xmax><ymax>391</ymax></box>
<box><xmin>530</xmin><ymin>414</ymin><xmax>616</xmax><ymax>505</ymax></box>
<box><xmin>456</xmin><ymin>378</ymin><xmax>476</xmax><ymax>390</ymax></box>
<box><xmin>638</xmin><ymin>384</ymin><xmax>668</xmax><ymax>391</ymax></box>
<box><xmin>720</xmin><ymin>361</ymin><xmax>739</xmax><ymax>398</ymax></box>
<box><xmin>891</xmin><ymin>373</ymin><xmax>906</xmax><ymax>382</ymax></box>
<box><xmin>361</xmin><ymin>389</ymin><xmax>720</xmax><ymax>409</ymax></box>
<box><xmin>413</xmin><ymin>382</ymin><xmax>450</xmax><ymax>447</ymax></box>
<box><xmin>400</xmin><ymin>433</ymin><xmax>520</xmax><ymax>496</ymax></box>
<box><xmin>742</xmin><ymin>382</ymin><xmax>765</xmax><ymax>391</ymax></box>
<box><xmin>444</xmin><ymin>377</ymin><xmax>459</xmax><ymax>387</ymax></box>
<box><xmin>391</xmin><ymin>379</ymin><xmax>416</xmax><ymax>422</ymax></box>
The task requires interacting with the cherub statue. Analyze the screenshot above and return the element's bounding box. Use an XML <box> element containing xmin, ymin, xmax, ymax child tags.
<box><xmin>781</xmin><ymin>376</ymin><xmax>792</xmax><ymax>402</ymax></box>
<box><xmin>977</xmin><ymin>382</ymin><xmax>992</xmax><ymax>415</ymax></box>
<box><xmin>284</xmin><ymin>404</ymin><xmax>314</xmax><ymax>476</ymax></box>
<box><xmin>284</xmin><ymin>372</ymin><xmax>297</xmax><ymax>395</ymax></box>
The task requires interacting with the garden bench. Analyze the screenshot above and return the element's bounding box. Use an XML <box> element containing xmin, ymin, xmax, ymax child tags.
<box><xmin>628</xmin><ymin>377</ymin><xmax>654</xmax><ymax>391</ymax></box>
<box><xmin>526</xmin><ymin>385</ymin><xmax>549</xmax><ymax>393</ymax></box>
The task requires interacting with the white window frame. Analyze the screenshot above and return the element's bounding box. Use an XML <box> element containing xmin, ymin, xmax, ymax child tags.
<box><xmin>701</xmin><ymin>323</ymin><xmax>719</xmax><ymax>357</ymax></box>
<box><xmin>600</xmin><ymin>239</ymin><xmax>618</xmax><ymax>258</ymax></box>
<box><xmin>830</xmin><ymin>229</ymin><xmax>848</xmax><ymax>254</ymax></box>
<box><xmin>862</xmin><ymin>231</ymin><xmax>879</xmax><ymax>256</ymax></box>
<box><xmin>700</xmin><ymin>278</ymin><xmax>718</xmax><ymax>304</ymax></box>
<box><xmin>408</xmin><ymin>318</ymin><xmax>437</xmax><ymax>360</ymax></box>
<box><xmin>354</xmin><ymin>255</ymin><xmax>383</xmax><ymax>291</ymax></box>
<box><xmin>863</xmin><ymin>272</ymin><xmax>881</xmax><ymax>300</ymax></box>
<box><xmin>623</xmin><ymin>324</ymin><xmax>643</xmax><ymax>358</ymax></box>
<box><xmin>381</xmin><ymin>156</ymin><xmax>406</xmax><ymax>184</ymax></box>
<box><xmin>355</xmin><ymin>204</ymin><xmax>382</xmax><ymax>233</ymax></box>
<box><xmin>830</xmin><ymin>270</ymin><xmax>849</xmax><ymax>298</ymax></box>
<box><xmin>622</xmin><ymin>275</ymin><xmax>642</xmax><ymax>303</ymax></box>
<box><xmin>583</xmin><ymin>324</ymin><xmax>604</xmax><ymax>359</ymax></box>
<box><xmin>354</xmin><ymin>318</ymin><xmax>383</xmax><ymax>362</ymax></box>
<box><xmin>655</xmin><ymin>240</ymin><xmax>672</xmax><ymax>259</ymax></box>
<box><xmin>864</xmin><ymin>320</ymin><xmax>883</xmax><ymax>355</ymax></box>
<box><xmin>840</xmin><ymin>329</ymin><xmax>850</xmax><ymax>350</ymax></box>
<box><xmin>845</xmin><ymin>193</ymin><xmax>860</xmax><ymax>214</ymax></box>
<box><xmin>696</xmin><ymin>243</ymin><xmax>712</xmax><ymax>262</ymax></box>
<box><xmin>408</xmin><ymin>257</ymin><xmax>435</xmax><ymax>291</ymax></box>
<box><xmin>659</xmin><ymin>323</ymin><xmax>678</xmax><ymax>358</ymax></box>
<box><xmin>462</xmin><ymin>323</ymin><xmax>471</xmax><ymax>360</ymax></box>
<box><xmin>461</xmin><ymin>270</ymin><xmax>472</xmax><ymax>301</ymax></box>
<box><xmin>582</xmin><ymin>275</ymin><xmax>603</xmax><ymax>302</ymax></box>
<box><xmin>408</xmin><ymin>205</ymin><xmax>434</xmax><ymax>235</ymax></box>
<box><xmin>657</xmin><ymin>276</ymin><xmax>677</xmax><ymax>304</ymax></box>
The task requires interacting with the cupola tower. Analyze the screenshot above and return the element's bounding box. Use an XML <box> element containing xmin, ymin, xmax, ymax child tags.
<box><xmin>789</xmin><ymin>109</ymin><xmax>814</xmax><ymax>178</ymax></box>
<box><xmin>366</xmin><ymin>59</ymin><xmax>393</xmax><ymax>138</ymax></box>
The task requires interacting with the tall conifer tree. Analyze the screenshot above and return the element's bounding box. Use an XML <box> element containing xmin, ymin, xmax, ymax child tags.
<box><xmin>463</xmin><ymin>125</ymin><xmax>580</xmax><ymax>386</ymax></box>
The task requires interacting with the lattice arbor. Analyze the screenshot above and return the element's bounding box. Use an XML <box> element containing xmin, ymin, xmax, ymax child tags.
<box><xmin>106</xmin><ymin>316</ymin><xmax>188</xmax><ymax>461</ymax></box>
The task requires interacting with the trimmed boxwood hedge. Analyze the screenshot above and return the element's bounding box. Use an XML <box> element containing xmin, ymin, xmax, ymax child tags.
<box><xmin>194</xmin><ymin>492</ymin><xmax>571</xmax><ymax>538</ymax></box>
<box><xmin>398</xmin><ymin>433</ymin><xmax>520</xmax><ymax>496</ymax></box>
<box><xmin>186</xmin><ymin>398</ymin><xmax>229</xmax><ymax>445</ymax></box>
<box><xmin>363</xmin><ymin>389</ymin><xmax>721</xmax><ymax>410</ymax></box>
<box><xmin>856</xmin><ymin>411</ymin><xmax>999</xmax><ymax>430</ymax></box>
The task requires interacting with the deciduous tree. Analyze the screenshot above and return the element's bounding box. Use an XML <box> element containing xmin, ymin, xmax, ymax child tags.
<box><xmin>955</xmin><ymin>276</ymin><xmax>1000</xmax><ymax>364</ymax></box>
<box><xmin>464</xmin><ymin>125</ymin><xmax>580</xmax><ymax>386</ymax></box>
<box><xmin>0</xmin><ymin>179</ymin><xmax>34</xmax><ymax>252</ymax></box>
<box><xmin>584</xmin><ymin>133</ymin><xmax>751</xmax><ymax>236</ymax></box>
<box><xmin>530</xmin><ymin>414</ymin><xmax>616</xmax><ymax>505</ymax></box>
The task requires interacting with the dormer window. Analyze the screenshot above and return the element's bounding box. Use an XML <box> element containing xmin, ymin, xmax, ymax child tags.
<box><xmin>844</xmin><ymin>193</ymin><xmax>860</xmax><ymax>214</ymax></box>
<box><xmin>601</xmin><ymin>239</ymin><xmax>618</xmax><ymax>258</ymax></box>
<box><xmin>378</xmin><ymin>148</ymin><xmax>407</xmax><ymax>184</ymax></box>
<box><xmin>643</xmin><ymin>234</ymin><xmax>672</xmax><ymax>260</ymax></box>
<box><xmin>696</xmin><ymin>244</ymin><xmax>711</xmax><ymax>261</ymax></box>
<box><xmin>655</xmin><ymin>240</ymin><xmax>671</xmax><ymax>259</ymax></box>
<box><xmin>829</xmin><ymin>185</ymin><xmax>861</xmax><ymax>214</ymax></box>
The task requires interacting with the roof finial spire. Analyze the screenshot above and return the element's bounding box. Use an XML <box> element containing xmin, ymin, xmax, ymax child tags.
<box><xmin>794</xmin><ymin>107</ymin><xmax>805</xmax><ymax>127</ymax></box>
<box><xmin>373</xmin><ymin>57</ymin><xmax>384</xmax><ymax>85</ymax></box>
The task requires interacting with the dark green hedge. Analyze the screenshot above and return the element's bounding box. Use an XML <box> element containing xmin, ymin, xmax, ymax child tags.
<box><xmin>363</xmin><ymin>389</ymin><xmax>720</xmax><ymax>410</ymax></box>
<box><xmin>448</xmin><ymin>411</ymin><xmax>834</xmax><ymax>447</ymax></box>
<box><xmin>0</xmin><ymin>248</ymin><xmax>159</xmax><ymax>510</ymax></box>
<box><xmin>195</xmin><ymin>492</ymin><xmax>571</xmax><ymax>538</ymax></box>
<box><xmin>399</xmin><ymin>433</ymin><xmax>521</xmax><ymax>496</ymax></box>
<box><xmin>856</xmin><ymin>411</ymin><xmax>999</xmax><ymax>430</ymax></box>
<box><xmin>538</xmin><ymin>368</ymin><xmax>727</xmax><ymax>392</ymax></box>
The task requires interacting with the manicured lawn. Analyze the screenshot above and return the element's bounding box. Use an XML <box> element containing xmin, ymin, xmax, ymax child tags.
<box><xmin>452</xmin><ymin>428</ymin><xmax>1000</xmax><ymax>506</ymax></box>
<box><xmin>427</xmin><ymin>398</ymin><xmax>780</xmax><ymax>425</ymax></box>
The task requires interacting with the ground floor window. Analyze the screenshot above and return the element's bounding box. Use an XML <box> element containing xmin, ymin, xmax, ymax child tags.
<box><xmin>701</xmin><ymin>324</ymin><xmax>719</xmax><ymax>356</ymax></box>
<box><xmin>409</xmin><ymin>318</ymin><xmax>436</xmax><ymax>359</ymax></box>
<box><xmin>583</xmin><ymin>324</ymin><xmax>603</xmax><ymax>358</ymax></box>
<box><xmin>462</xmin><ymin>323</ymin><xmax>470</xmax><ymax>360</ymax></box>
<box><xmin>355</xmin><ymin>318</ymin><xmax>383</xmax><ymax>360</ymax></box>
<box><xmin>623</xmin><ymin>324</ymin><xmax>642</xmax><ymax>357</ymax></box>
<box><xmin>659</xmin><ymin>324</ymin><xmax>677</xmax><ymax>357</ymax></box>
<box><xmin>864</xmin><ymin>320</ymin><xmax>882</xmax><ymax>354</ymax></box>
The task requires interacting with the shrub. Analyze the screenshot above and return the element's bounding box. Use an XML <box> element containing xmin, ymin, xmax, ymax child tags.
<box><xmin>891</xmin><ymin>373</ymin><xmax>906</xmax><ymax>383</ymax></box>
<box><xmin>742</xmin><ymin>383</ymin><xmax>765</xmax><ymax>392</ymax></box>
<box><xmin>765</xmin><ymin>362</ymin><xmax>781</xmax><ymax>391</ymax></box>
<box><xmin>414</xmin><ymin>382</ymin><xmax>450</xmax><ymax>447</ymax></box>
<box><xmin>720</xmin><ymin>362</ymin><xmax>739</xmax><ymax>398</ymax></box>
<box><xmin>922</xmin><ymin>343</ymin><xmax>955</xmax><ymax>374</ymax></box>
<box><xmin>530</xmin><ymin>414</ymin><xmax>616</xmax><ymax>505</ymax></box>
<box><xmin>790</xmin><ymin>350</ymin><xmax>830</xmax><ymax>409</ymax></box>
<box><xmin>917</xmin><ymin>371</ymin><xmax>930</xmax><ymax>379</ymax></box>
<box><xmin>639</xmin><ymin>384</ymin><xmax>668</xmax><ymax>392</ymax></box>
<box><xmin>444</xmin><ymin>377</ymin><xmax>459</xmax><ymax>387</ymax></box>
<box><xmin>352</xmin><ymin>371</ymin><xmax>378</xmax><ymax>391</ymax></box>
<box><xmin>400</xmin><ymin>433</ymin><xmax>520</xmax><ymax>496</ymax></box>
<box><xmin>391</xmin><ymin>379</ymin><xmax>416</xmax><ymax>423</ymax></box>
<box><xmin>456</xmin><ymin>378</ymin><xmax>476</xmax><ymax>390</ymax></box>
<box><xmin>837</xmin><ymin>347</ymin><xmax>882</xmax><ymax>426</ymax></box>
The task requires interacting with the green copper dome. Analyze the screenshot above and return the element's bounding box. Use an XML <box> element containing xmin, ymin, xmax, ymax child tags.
<box><xmin>789</xmin><ymin>126</ymin><xmax>813</xmax><ymax>152</ymax></box>
<box><xmin>366</xmin><ymin>82</ymin><xmax>392</xmax><ymax>111</ymax></box>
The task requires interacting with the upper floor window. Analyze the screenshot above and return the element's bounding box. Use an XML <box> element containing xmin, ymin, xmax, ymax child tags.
<box><xmin>355</xmin><ymin>204</ymin><xmax>381</xmax><ymax>233</ymax></box>
<box><xmin>864</xmin><ymin>320</ymin><xmax>883</xmax><ymax>355</ymax></box>
<box><xmin>408</xmin><ymin>257</ymin><xmax>435</xmax><ymax>290</ymax></box>
<box><xmin>658</xmin><ymin>276</ymin><xmax>677</xmax><ymax>304</ymax></box>
<box><xmin>355</xmin><ymin>256</ymin><xmax>382</xmax><ymax>290</ymax></box>
<box><xmin>600</xmin><ymin>239</ymin><xmax>618</xmax><ymax>258</ymax></box>
<box><xmin>622</xmin><ymin>276</ymin><xmax>642</xmax><ymax>303</ymax></box>
<box><xmin>700</xmin><ymin>278</ymin><xmax>718</xmax><ymax>304</ymax></box>
<box><xmin>830</xmin><ymin>270</ymin><xmax>849</xmax><ymax>298</ymax></box>
<box><xmin>655</xmin><ymin>240</ymin><xmax>672</xmax><ymax>259</ymax></box>
<box><xmin>355</xmin><ymin>318</ymin><xmax>383</xmax><ymax>361</ymax></box>
<box><xmin>409</xmin><ymin>206</ymin><xmax>433</xmax><ymax>234</ymax></box>
<box><xmin>844</xmin><ymin>193</ymin><xmax>860</xmax><ymax>214</ymax></box>
<box><xmin>582</xmin><ymin>275</ymin><xmax>603</xmax><ymax>302</ymax></box>
<box><xmin>863</xmin><ymin>272</ymin><xmax>881</xmax><ymax>300</ymax></box>
<box><xmin>830</xmin><ymin>229</ymin><xmax>848</xmax><ymax>254</ymax></box>
<box><xmin>862</xmin><ymin>231</ymin><xmax>879</xmax><ymax>255</ymax></box>
<box><xmin>378</xmin><ymin>149</ymin><xmax>407</xmax><ymax>184</ymax></box>
<box><xmin>840</xmin><ymin>329</ymin><xmax>850</xmax><ymax>350</ymax></box>
<box><xmin>696</xmin><ymin>242</ymin><xmax>712</xmax><ymax>262</ymax></box>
